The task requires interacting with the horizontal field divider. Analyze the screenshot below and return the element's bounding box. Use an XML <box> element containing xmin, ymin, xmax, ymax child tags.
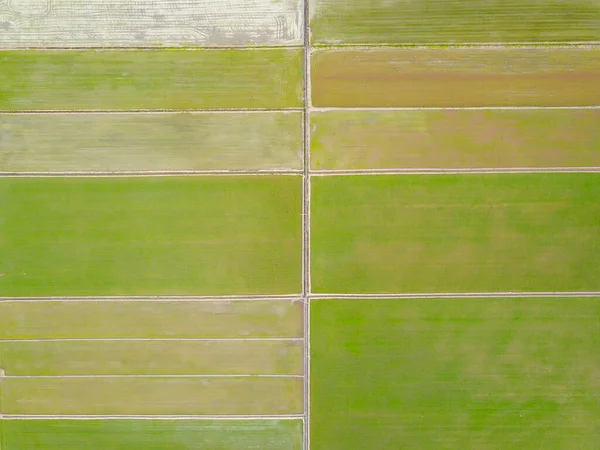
<box><xmin>0</xmin><ymin>338</ymin><xmax>303</xmax><ymax>342</ymax></box>
<box><xmin>310</xmin><ymin>168</ymin><xmax>600</xmax><ymax>176</ymax></box>
<box><xmin>0</xmin><ymin>170</ymin><xmax>303</xmax><ymax>178</ymax></box>
<box><xmin>2</xmin><ymin>415</ymin><xmax>305</xmax><ymax>420</ymax></box>
<box><xmin>4</xmin><ymin>168</ymin><xmax>600</xmax><ymax>178</ymax></box>
<box><xmin>0</xmin><ymin>109</ymin><xmax>304</xmax><ymax>114</ymax></box>
<box><xmin>311</xmin><ymin>42</ymin><xmax>600</xmax><ymax>49</ymax></box>
<box><xmin>0</xmin><ymin>46</ymin><xmax>305</xmax><ymax>51</ymax></box>
<box><xmin>0</xmin><ymin>295</ymin><xmax>301</xmax><ymax>302</ymax></box>
<box><xmin>1</xmin><ymin>375</ymin><xmax>303</xmax><ymax>379</ymax></box>
<box><xmin>311</xmin><ymin>106</ymin><xmax>600</xmax><ymax>111</ymax></box>
<box><xmin>309</xmin><ymin>292</ymin><xmax>600</xmax><ymax>299</ymax></box>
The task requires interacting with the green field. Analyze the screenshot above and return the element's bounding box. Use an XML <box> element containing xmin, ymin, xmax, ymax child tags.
<box><xmin>311</xmin><ymin>109</ymin><xmax>600</xmax><ymax>170</ymax></box>
<box><xmin>310</xmin><ymin>0</ymin><xmax>600</xmax><ymax>44</ymax></box>
<box><xmin>0</xmin><ymin>176</ymin><xmax>302</xmax><ymax>296</ymax></box>
<box><xmin>2</xmin><ymin>419</ymin><xmax>303</xmax><ymax>450</ymax></box>
<box><xmin>311</xmin><ymin>48</ymin><xmax>600</xmax><ymax>107</ymax></box>
<box><xmin>0</xmin><ymin>112</ymin><xmax>302</xmax><ymax>172</ymax></box>
<box><xmin>311</xmin><ymin>174</ymin><xmax>600</xmax><ymax>293</ymax></box>
<box><xmin>311</xmin><ymin>297</ymin><xmax>600</xmax><ymax>449</ymax></box>
<box><xmin>0</xmin><ymin>49</ymin><xmax>303</xmax><ymax>110</ymax></box>
<box><xmin>0</xmin><ymin>300</ymin><xmax>303</xmax><ymax>339</ymax></box>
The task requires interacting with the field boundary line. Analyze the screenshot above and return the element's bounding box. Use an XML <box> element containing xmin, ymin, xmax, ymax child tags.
<box><xmin>302</xmin><ymin>0</ymin><xmax>311</xmax><ymax>448</ymax></box>
<box><xmin>0</xmin><ymin>367</ymin><xmax>4</xmax><ymax>450</ymax></box>
<box><xmin>0</xmin><ymin>338</ymin><xmax>304</xmax><ymax>343</ymax></box>
<box><xmin>2</xmin><ymin>414</ymin><xmax>304</xmax><ymax>420</ymax></box>
<box><xmin>3</xmin><ymin>374</ymin><xmax>303</xmax><ymax>379</ymax></box>
<box><xmin>310</xmin><ymin>292</ymin><xmax>600</xmax><ymax>299</ymax></box>
<box><xmin>0</xmin><ymin>108</ymin><xmax>303</xmax><ymax>114</ymax></box>
<box><xmin>0</xmin><ymin>45</ymin><xmax>303</xmax><ymax>51</ymax></box>
<box><xmin>311</xmin><ymin>42</ymin><xmax>600</xmax><ymax>49</ymax></box>
<box><xmin>310</xmin><ymin>168</ymin><xmax>600</xmax><ymax>176</ymax></box>
<box><xmin>311</xmin><ymin>106</ymin><xmax>600</xmax><ymax>112</ymax></box>
<box><xmin>0</xmin><ymin>294</ymin><xmax>300</xmax><ymax>302</ymax></box>
<box><xmin>0</xmin><ymin>170</ymin><xmax>302</xmax><ymax>178</ymax></box>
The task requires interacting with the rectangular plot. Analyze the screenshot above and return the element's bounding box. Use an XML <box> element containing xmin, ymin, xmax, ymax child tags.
<box><xmin>0</xmin><ymin>49</ymin><xmax>303</xmax><ymax>110</ymax></box>
<box><xmin>0</xmin><ymin>0</ymin><xmax>302</xmax><ymax>47</ymax></box>
<box><xmin>311</xmin><ymin>109</ymin><xmax>600</xmax><ymax>170</ymax></box>
<box><xmin>0</xmin><ymin>339</ymin><xmax>303</xmax><ymax>375</ymax></box>
<box><xmin>2</xmin><ymin>377</ymin><xmax>304</xmax><ymax>415</ymax></box>
<box><xmin>0</xmin><ymin>112</ymin><xmax>302</xmax><ymax>172</ymax></box>
<box><xmin>2</xmin><ymin>419</ymin><xmax>303</xmax><ymax>450</ymax></box>
<box><xmin>310</xmin><ymin>0</ymin><xmax>600</xmax><ymax>44</ymax></box>
<box><xmin>311</xmin><ymin>174</ymin><xmax>600</xmax><ymax>293</ymax></box>
<box><xmin>0</xmin><ymin>300</ymin><xmax>303</xmax><ymax>339</ymax></box>
<box><xmin>0</xmin><ymin>176</ymin><xmax>302</xmax><ymax>296</ymax></box>
<box><xmin>3</xmin><ymin>419</ymin><xmax>302</xmax><ymax>450</ymax></box>
<box><xmin>311</xmin><ymin>48</ymin><xmax>600</xmax><ymax>107</ymax></box>
<box><xmin>311</xmin><ymin>297</ymin><xmax>600</xmax><ymax>450</ymax></box>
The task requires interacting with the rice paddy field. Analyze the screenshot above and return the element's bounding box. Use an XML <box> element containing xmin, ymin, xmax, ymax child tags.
<box><xmin>1</xmin><ymin>1</ymin><xmax>599</xmax><ymax>449</ymax></box>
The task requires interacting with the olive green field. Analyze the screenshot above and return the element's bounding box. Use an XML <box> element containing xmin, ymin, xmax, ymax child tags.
<box><xmin>310</xmin><ymin>0</ymin><xmax>600</xmax><ymax>44</ymax></box>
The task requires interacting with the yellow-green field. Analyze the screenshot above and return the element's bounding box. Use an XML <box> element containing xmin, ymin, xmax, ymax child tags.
<box><xmin>311</xmin><ymin>174</ymin><xmax>600</xmax><ymax>293</ymax></box>
<box><xmin>0</xmin><ymin>177</ymin><xmax>302</xmax><ymax>296</ymax></box>
<box><xmin>311</xmin><ymin>297</ymin><xmax>600</xmax><ymax>449</ymax></box>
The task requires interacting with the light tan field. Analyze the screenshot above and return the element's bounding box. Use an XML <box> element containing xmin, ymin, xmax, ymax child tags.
<box><xmin>2</xmin><ymin>377</ymin><xmax>303</xmax><ymax>415</ymax></box>
<box><xmin>311</xmin><ymin>109</ymin><xmax>600</xmax><ymax>169</ymax></box>
<box><xmin>0</xmin><ymin>339</ymin><xmax>303</xmax><ymax>376</ymax></box>
<box><xmin>0</xmin><ymin>112</ymin><xmax>302</xmax><ymax>172</ymax></box>
<box><xmin>0</xmin><ymin>300</ymin><xmax>304</xmax><ymax>339</ymax></box>
<box><xmin>312</xmin><ymin>48</ymin><xmax>600</xmax><ymax>107</ymax></box>
<box><xmin>0</xmin><ymin>0</ymin><xmax>302</xmax><ymax>47</ymax></box>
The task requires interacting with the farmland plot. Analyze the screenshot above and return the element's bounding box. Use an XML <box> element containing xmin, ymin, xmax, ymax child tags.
<box><xmin>2</xmin><ymin>419</ymin><xmax>303</xmax><ymax>450</ymax></box>
<box><xmin>311</xmin><ymin>109</ymin><xmax>600</xmax><ymax>170</ymax></box>
<box><xmin>0</xmin><ymin>176</ymin><xmax>302</xmax><ymax>296</ymax></box>
<box><xmin>0</xmin><ymin>112</ymin><xmax>302</xmax><ymax>172</ymax></box>
<box><xmin>0</xmin><ymin>49</ymin><xmax>304</xmax><ymax>110</ymax></box>
<box><xmin>311</xmin><ymin>174</ymin><xmax>600</xmax><ymax>293</ymax></box>
<box><xmin>310</xmin><ymin>0</ymin><xmax>600</xmax><ymax>44</ymax></box>
<box><xmin>0</xmin><ymin>0</ymin><xmax>302</xmax><ymax>47</ymax></box>
<box><xmin>311</xmin><ymin>297</ymin><xmax>600</xmax><ymax>449</ymax></box>
<box><xmin>311</xmin><ymin>48</ymin><xmax>600</xmax><ymax>107</ymax></box>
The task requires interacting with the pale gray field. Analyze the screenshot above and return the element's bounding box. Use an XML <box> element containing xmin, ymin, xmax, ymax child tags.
<box><xmin>0</xmin><ymin>0</ymin><xmax>302</xmax><ymax>47</ymax></box>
